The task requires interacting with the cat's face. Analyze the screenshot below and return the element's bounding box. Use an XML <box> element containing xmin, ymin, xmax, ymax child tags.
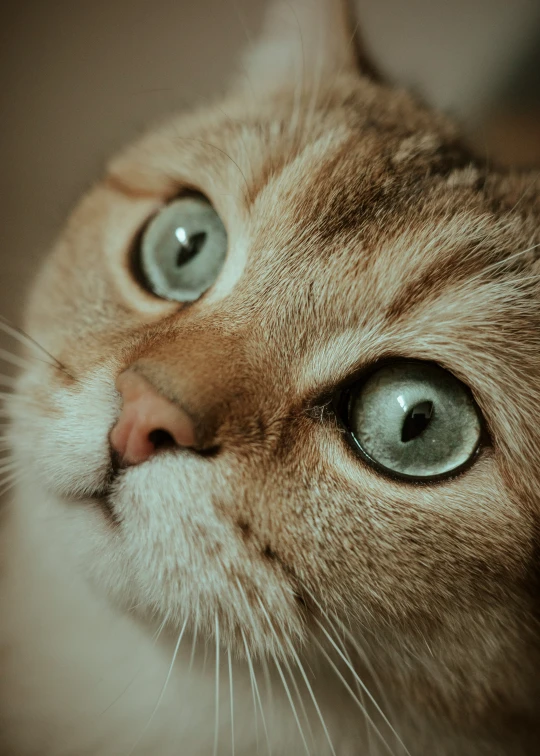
<box><xmin>9</xmin><ymin>0</ymin><xmax>540</xmax><ymax>710</ymax></box>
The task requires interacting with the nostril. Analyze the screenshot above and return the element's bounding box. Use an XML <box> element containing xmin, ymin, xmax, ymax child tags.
<box><xmin>148</xmin><ymin>428</ymin><xmax>176</xmax><ymax>451</ymax></box>
<box><xmin>111</xmin><ymin>370</ymin><xmax>199</xmax><ymax>465</ymax></box>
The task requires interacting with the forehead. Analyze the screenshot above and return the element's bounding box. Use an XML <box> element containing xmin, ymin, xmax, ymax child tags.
<box><xmin>204</xmin><ymin>102</ymin><xmax>505</xmax><ymax>368</ymax></box>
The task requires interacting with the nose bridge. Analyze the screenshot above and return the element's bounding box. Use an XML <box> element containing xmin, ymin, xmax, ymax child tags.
<box><xmin>122</xmin><ymin>322</ymin><xmax>277</xmax><ymax>448</ymax></box>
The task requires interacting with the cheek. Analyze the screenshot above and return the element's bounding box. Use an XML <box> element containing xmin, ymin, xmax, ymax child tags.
<box><xmin>282</xmin><ymin>450</ymin><xmax>531</xmax><ymax>623</ymax></box>
<box><xmin>13</xmin><ymin>366</ymin><xmax>120</xmax><ymax>497</ymax></box>
<box><xmin>24</xmin><ymin>186</ymin><xmax>172</xmax><ymax>365</ymax></box>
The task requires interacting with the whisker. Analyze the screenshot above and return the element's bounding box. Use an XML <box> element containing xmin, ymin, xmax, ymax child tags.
<box><xmin>300</xmin><ymin>581</ymin><xmax>399</xmax><ymax>740</ymax></box>
<box><xmin>314</xmin><ymin>618</ymin><xmax>410</xmax><ymax>756</ymax></box>
<box><xmin>326</xmin><ymin>605</ymin><xmax>405</xmax><ymax>744</ymax></box>
<box><xmin>273</xmin><ymin>652</ymin><xmax>311</xmax><ymax>756</ymax></box>
<box><xmin>240</xmin><ymin>627</ymin><xmax>271</xmax><ymax>756</ymax></box>
<box><xmin>127</xmin><ymin>615</ymin><xmax>188</xmax><ymax>756</ymax></box>
<box><xmin>327</xmin><ymin>617</ymin><xmax>375</xmax><ymax>753</ymax></box>
<box><xmin>0</xmin><ymin>470</ymin><xmax>23</xmax><ymax>498</ymax></box>
<box><xmin>0</xmin><ymin>348</ymin><xmax>34</xmax><ymax>372</ymax></box>
<box><xmin>202</xmin><ymin>633</ymin><xmax>209</xmax><ymax>675</ymax></box>
<box><xmin>188</xmin><ymin>605</ymin><xmax>199</xmax><ymax>674</ymax></box>
<box><xmin>232</xmin><ymin>580</ymin><xmax>278</xmax><ymax>751</ymax></box>
<box><xmin>255</xmin><ymin>595</ymin><xmax>311</xmax><ymax>756</ymax></box>
<box><xmin>468</xmin><ymin>241</ymin><xmax>540</xmax><ymax>284</ymax></box>
<box><xmin>233</xmin><ymin>581</ymin><xmax>309</xmax><ymax>735</ymax></box>
<box><xmin>228</xmin><ymin>647</ymin><xmax>235</xmax><ymax>756</ymax></box>
<box><xmin>301</xmin><ymin>590</ymin><xmax>378</xmax><ymax>728</ymax></box>
<box><xmin>283</xmin><ymin>635</ymin><xmax>336</xmax><ymax>756</ymax></box>
<box><xmin>261</xmin><ymin>657</ymin><xmax>275</xmax><ymax>737</ymax></box>
<box><xmin>0</xmin><ymin>319</ymin><xmax>73</xmax><ymax>377</ymax></box>
<box><xmin>0</xmin><ymin>461</ymin><xmax>18</xmax><ymax>476</ymax></box>
<box><xmin>213</xmin><ymin>613</ymin><xmax>221</xmax><ymax>756</ymax></box>
<box><xmin>248</xmin><ymin>603</ymin><xmax>314</xmax><ymax>745</ymax></box>
<box><xmin>151</xmin><ymin>611</ymin><xmax>170</xmax><ymax>644</ymax></box>
<box><xmin>101</xmin><ymin>611</ymin><xmax>172</xmax><ymax>716</ymax></box>
<box><xmin>507</xmin><ymin>172</ymin><xmax>540</xmax><ymax>216</ymax></box>
<box><xmin>176</xmin><ymin>136</ymin><xmax>251</xmax><ymax>207</ymax></box>
<box><xmin>233</xmin><ymin>578</ymin><xmax>270</xmax><ymax>754</ymax></box>
<box><xmin>311</xmin><ymin>633</ymin><xmax>395</xmax><ymax>756</ymax></box>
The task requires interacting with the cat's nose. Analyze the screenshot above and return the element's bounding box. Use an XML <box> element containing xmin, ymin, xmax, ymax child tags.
<box><xmin>110</xmin><ymin>370</ymin><xmax>196</xmax><ymax>465</ymax></box>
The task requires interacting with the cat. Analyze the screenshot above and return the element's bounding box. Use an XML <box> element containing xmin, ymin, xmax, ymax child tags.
<box><xmin>1</xmin><ymin>0</ymin><xmax>540</xmax><ymax>754</ymax></box>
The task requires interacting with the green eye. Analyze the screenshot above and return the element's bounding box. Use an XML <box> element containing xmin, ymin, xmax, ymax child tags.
<box><xmin>136</xmin><ymin>195</ymin><xmax>227</xmax><ymax>302</ymax></box>
<box><xmin>345</xmin><ymin>361</ymin><xmax>482</xmax><ymax>481</ymax></box>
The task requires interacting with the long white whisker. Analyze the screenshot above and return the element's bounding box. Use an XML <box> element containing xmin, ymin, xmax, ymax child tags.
<box><xmin>327</xmin><ymin>617</ymin><xmax>374</xmax><ymax>753</ymax></box>
<box><xmin>232</xmin><ymin>579</ymin><xmax>275</xmax><ymax>754</ymax></box>
<box><xmin>283</xmin><ymin>636</ymin><xmax>336</xmax><ymax>756</ymax></box>
<box><xmin>300</xmin><ymin>581</ymin><xmax>398</xmax><ymax>742</ymax></box>
<box><xmin>507</xmin><ymin>173</ymin><xmax>540</xmax><ymax>216</ymax></box>
<box><xmin>240</xmin><ymin>627</ymin><xmax>271</xmax><ymax>756</ymax></box>
<box><xmin>283</xmin><ymin>661</ymin><xmax>314</xmax><ymax>744</ymax></box>
<box><xmin>188</xmin><ymin>605</ymin><xmax>199</xmax><ymax>674</ymax></box>
<box><xmin>273</xmin><ymin>652</ymin><xmax>311</xmax><ymax>756</ymax></box>
<box><xmin>228</xmin><ymin>647</ymin><xmax>235</xmax><ymax>756</ymax></box>
<box><xmin>314</xmin><ymin>618</ymin><xmax>410</xmax><ymax>756</ymax></box>
<box><xmin>239</xmin><ymin>586</ymin><xmax>311</xmax><ymax>740</ymax></box>
<box><xmin>255</xmin><ymin>595</ymin><xmax>310</xmax><ymax>756</ymax></box>
<box><xmin>151</xmin><ymin>611</ymin><xmax>170</xmax><ymax>644</ymax></box>
<box><xmin>202</xmin><ymin>633</ymin><xmax>209</xmax><ymax>675</ymax></box>
<box><xmin>261</xmin><ymin>657</ymin><xmax>275</xmax><ymax>734</ymax></box>
<box><xmin>127</xmin><ymin>616</ymin><xmax>188</xmax><ymax>756</ymax></box>
<box><xmin>311</xmin><ymin>633</ymin><xmax>395</xmax><ymax>756</ymax></box>
<box><xmin>213</xmin><ymin>613</ymin><xmax>220</xmax><ymax>756</ymax></box>
<box><xmin>100</xmin><ymin>611</ymin><xmax>170</xmax><ymax>717</ymax></box>
<box><xmin>326</xmin><ymin>606</ymin><xmax>403</xmax><ymax>744</ymax></box>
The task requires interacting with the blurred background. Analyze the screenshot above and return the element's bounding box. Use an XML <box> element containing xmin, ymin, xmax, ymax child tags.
<box><xmin>1</xmin><ymin>0</ymin><xmax>539</xmax><ymax>337</ymax></box>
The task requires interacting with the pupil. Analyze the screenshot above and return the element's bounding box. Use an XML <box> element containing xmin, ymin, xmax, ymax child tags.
<box><xmin>176</xmin><ymin>231</ymin><xmax>207</xmax><ymax>266</ymax></box>
<box><xmin>401</xmin><ymin>400</ymin><xmax>433</xmax><ymax>443</ymax></box>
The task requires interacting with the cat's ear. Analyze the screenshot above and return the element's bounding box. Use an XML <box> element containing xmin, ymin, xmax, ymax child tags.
<box><xmin>238</xmin><ymin>0</ymin><xmax>377</xmax><ymax>95</ymax></box>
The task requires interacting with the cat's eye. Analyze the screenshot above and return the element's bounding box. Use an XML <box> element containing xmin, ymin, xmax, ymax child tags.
<box><xmin>344</xmin><ymin>361</ymin><xmax>482</xmax><ymax>481</ymax></box>
<box><xmin>135</xmin><ymin>195</ymin><xmax>227</xmax><ymax>302</ymax></box>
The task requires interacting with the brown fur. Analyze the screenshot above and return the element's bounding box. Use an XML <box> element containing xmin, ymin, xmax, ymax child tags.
<box><xmin>1</xmin><ymin>1</ymin><xmax>540</xmax><ymax>754</ymax></box>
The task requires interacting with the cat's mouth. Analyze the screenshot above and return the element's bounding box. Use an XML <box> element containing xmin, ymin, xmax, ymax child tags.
<box><xmin>68</xmin><ymin>448</ymin><xmax>123</xmax><ymax>523</ymax></box>
<box><xmin>84</xmin><ymin>482</ymin><xmax>120</xmax><ymax>524</ymax></box>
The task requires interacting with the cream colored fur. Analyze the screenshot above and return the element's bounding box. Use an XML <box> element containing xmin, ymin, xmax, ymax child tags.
<box><xmin>1</xmin><ymin>1</ymin><xmax>540</xmax><ymax>754</ymax></box>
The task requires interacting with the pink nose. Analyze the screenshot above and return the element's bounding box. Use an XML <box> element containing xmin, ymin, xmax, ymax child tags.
<box><xmin>110</xmin><ymin>371</ymin><xmax>196</xmax><ymax>465</ymax></box>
